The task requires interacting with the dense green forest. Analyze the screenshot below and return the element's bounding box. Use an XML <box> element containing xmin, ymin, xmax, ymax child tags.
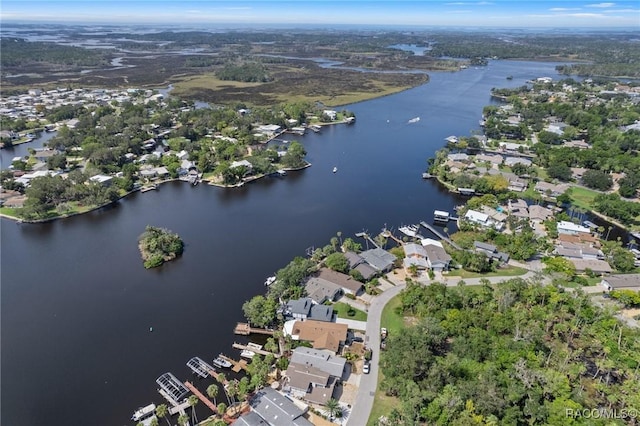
<box><xmin>377</xmin><ymin>279</ymin><xmax>640</xmax><ymax>425</ymax></box>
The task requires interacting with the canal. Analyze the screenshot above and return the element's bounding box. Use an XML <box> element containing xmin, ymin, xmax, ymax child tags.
<box><xmin>1</xmin><ymin>60</ymin><xmax>572</xmax><ymax>426</ymax></box>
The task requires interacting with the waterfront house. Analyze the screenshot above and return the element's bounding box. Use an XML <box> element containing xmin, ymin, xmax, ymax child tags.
<box><xmin>322</xmin><ymin>110</ymin><xmax>337</xmax><ymax>121</ymax></box>
<box><xmin>475</xmin><ymin>153</ymin><xmax>503</xmax><ymax>165</ymax></box>
<box><xmin>344</xmin><ymin>251</ymin><xmax>365</xmax><ymax>269</ymax></box>
<box><xmin>557</xmin><ymin>221</ymin><xmax>592</xmax><ymax>236</ymax></box>
<box><xmin>89</xmin><ymin>174</ymin><xmax>113</xmax><ymax>187</ymax></box>
<box><xmin>249</xmin><ymin>388</ymin><xmax>313</xmax><ymax>426</ymax></box>
<box><xmin>290</xmin><ymin>320</ymin><xmax>348</xmax><ymax>353</ymax></box>
<box><xmin>32</xmin><ymin>149</ymin><xmax>59</xmax><ymax>162</ymax></box>
<box><xmin>464</xmin><ymin>209</ymin><xmax>491</xmax><ymax>227</ymax></box>
<box><xmin>316</xmin><ymin>267</ymin><xmax>364</xmax><ymax>296</ymax></box>
<box><xmin>360</xmin><ymin>248</ymin><xmax>396</xmax><ymax>272</ymax></box>
<box><xmin>236</xmin><ymin>411</ymin><xmax>268</xmax><ymax>426</ymax></box>
<box><xmin>304</xmin><ymin>277</ymin><xmax>342</xmax><ymax>304</ymax></box>
<box><xmin>290</xmin><ymin>347</ymin><xmax>347</xmax><ymax>379</ymax></box>
<box><xmin>283</xmin><ymin>298</ymin><xmax>334</xmax><ymax>322</ymax></box>
<box><xmin>354</xmin><ymin>263</ymin><xmax>377</xmax><ymax>280</ymax></box>
<box><xmin>423</xmin><ymin>242</ymin><xmax>452</xmax><ymax>272</ymax></box>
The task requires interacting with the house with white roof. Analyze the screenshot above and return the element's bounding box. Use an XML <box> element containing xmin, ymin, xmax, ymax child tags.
<box><xmin>557</xmin><ymin>221</ymin><xmax>591</xmax><ymax>236</ymax></box>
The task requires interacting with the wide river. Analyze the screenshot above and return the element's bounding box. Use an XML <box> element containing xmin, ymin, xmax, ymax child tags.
<box><xmin>2</xmin><ymin>60</ymin><xmax>570</xmax><ymax>426</ymax></box>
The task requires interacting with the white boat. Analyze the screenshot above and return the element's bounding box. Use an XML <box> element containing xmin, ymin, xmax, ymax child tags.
<box><xmin>241</xmin><ymin>342</ymin><xmax>263</xmax><ymax>359</ymax></box>
<box><xmin>132</xmin><ymin>403</ymin><xmax>156</xmax><ymax>421</ymax></box>
<box><xmin>333</xmin><ymin>167</ymin><xmax>337</xmax><ymax>173</ymax></box>
<box><xmin>264</xmin><ymin>276</ymin><xmax>276</xmax><ymax>286</ymax></box>
<box><xmin>407</xmin><ymin>117</ymin><xmax>420</xmax><ymax>124</ymax></box>
<box><xmin>398</xmin><ymin>225</ymin><xmax>420</xmax><ymax>238</ymax></box>
<box><xmin>213</xmin><ymin>355</ymin><xmax>232</xmax><ymax>369</ymax></box>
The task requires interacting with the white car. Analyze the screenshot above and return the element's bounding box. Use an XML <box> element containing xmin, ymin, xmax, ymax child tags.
<box><xmin>363</xmin><ymin>362</ymin><xmax>370</xmax><ymax>374</ymax></box>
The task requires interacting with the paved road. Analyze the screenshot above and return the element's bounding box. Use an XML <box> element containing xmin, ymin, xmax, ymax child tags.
<box><xmin>346</xmin><ymin>280</ymin><xmax>406</xmax><ymax>426</ymax></box>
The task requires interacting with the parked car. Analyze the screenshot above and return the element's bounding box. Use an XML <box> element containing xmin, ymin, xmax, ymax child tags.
<box><xmin>363</xmin><ymin>361</ymin><xmax>370</xmax><ymax>374</ymax></box>
<box><xmin>381</xmin><ymin>327</ymin><xmax>387</xmax><ymax>339</ymax></box>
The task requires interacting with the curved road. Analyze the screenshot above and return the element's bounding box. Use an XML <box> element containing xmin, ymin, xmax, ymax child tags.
<box><xmin>346</xmin><ymin>280</ymin><xmax>406</xmax><ymax>426</ymax></box>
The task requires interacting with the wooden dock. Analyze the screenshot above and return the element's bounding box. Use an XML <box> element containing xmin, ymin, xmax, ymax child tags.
<box><xmin>158</xmin><ymin>388</ymin><xmax>188</xmax><ymax>417</ymax></box>
<box><xmin>381</xmin><ymin>229</ymin><xmax>403</xmax><ymax>246</ymax></box>
<box><xmin>355</xmin><ymin>231</ymin><xmax>380</xmax><ymax>249</ymax></box>
<box><xmin>219</xmin><ymin>354</ymin><xmax>247</xmax><ymax>373</ymax></box>
<box><xmin>419</xmin><ymin>221</ymin><xmax>462</xmax><ymax>250</ymax></box>
<box><xmin>232</xmin><ymin>342</ymin><xmax>281</xmax><ymax>358</ymax></box>
<box><xmin>184</xmin><ymin>381</ymin><xmax>218</xmax><ymax>414</ymax></box>
<box><xmin>168</xmin><ymin>399</ymin><xmax>191</xmax><ymax>416</ymax></box>
<box><xmin>234</xmin><ymin>322</ymin><xmax>275</xmax><ymax>336</ymax></box>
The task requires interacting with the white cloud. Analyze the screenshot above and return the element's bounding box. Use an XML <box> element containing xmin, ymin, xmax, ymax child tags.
<box><xmin>585</xmin><ymin>2</ymin><xmax>616</xmax><ymax>8</ymax></box>
<box><xmin>602</xmin><ymin>8</ymin><xmax>640</xmax><ymax>12</ymax></box>
<box><xmin>549</xmin><ymin>7</ymin><xmax>581</xmax><ymax>11</ymax></box>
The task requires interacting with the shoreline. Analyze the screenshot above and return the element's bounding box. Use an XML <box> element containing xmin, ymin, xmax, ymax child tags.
<box><xmin>431</xmin><ymin>168</ymin><xmax>638</xmax><ymax>235</ymax></box>
<box><xmin>1</xmin><ymin>163</ymin><xmax>315</xmax><ymax>223</ymax></box>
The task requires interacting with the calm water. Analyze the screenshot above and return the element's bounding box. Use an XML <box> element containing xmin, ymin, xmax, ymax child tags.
<box><xmin>2</xmin><ymin>60</ymin><xmax>569</xmax><ymax>426</ymax></box>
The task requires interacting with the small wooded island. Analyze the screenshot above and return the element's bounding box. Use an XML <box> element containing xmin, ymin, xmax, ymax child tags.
<box><xmin>138</xmin><ymin>226</ymin><xmax>184</xmax><ymax>268</ymax></box>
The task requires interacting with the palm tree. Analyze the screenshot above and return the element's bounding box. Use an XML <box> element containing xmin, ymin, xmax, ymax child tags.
<box><xmin>606</xmin><ymin>225</ymin><xmax>613</xmax><ymax>240</ymax></box>
<box><xmin>217</xmin><ymin>402</ymin><xmax>227</xmax><ymax>418</ymax></box>
<box><xmin>207</xmin><ymin>383</ymin><xmax>219</xmax><ymax>406</ymax></box>
<box><xmin>155</xmin><ymin>404</ymin><xmax>171</xmax><ymax>426</ymax></box>
<box><xmin>325</xmin><ymin>398</ymin><xmax>342</xmax><ymax>420</ymax></box>
<box><xmin>188</xmin><ymin>395</ymin><xmax>199</xmax><ymax>424</ymax></box>
<box><xmin>337</xmin><ymin>231</ymin><xmax>343</xmax><ymax>247</ymax></box>
<box><xmin>177</xmin><ymin>413</ymin><xmax>189</xmax><ymax>426</ymax></box>
<box><xmin>149</xmin><ymin>417</ymin><xmax>159</xmax><ymax>426</ymax></box>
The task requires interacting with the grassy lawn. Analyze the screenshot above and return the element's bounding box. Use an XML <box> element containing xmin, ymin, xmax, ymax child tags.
<box><xmin>332</xmin><ymin>302</ymin><xmax>368</xmax><ymax>321</ymax></box>
<box><xmin>445</xmin><ymin>266</ymin><xmax>528</xmax><ymax>279</ymax></box>
<box><xmin>380</xmin><ymin>295</ymin><xmax>404</xmax><ymax>336</ymax></box>
<box><xmin>569</xmin><ymin>186</ymin><xmax>599</xmax><ymax>210</ymax></box>
<box><xmin>0</xmin><ymin>207</ymin><xmax>22</xmax><ymax>218</ymax></box>
<box><xmin>367</xmin><ymin>370</ymin><xmax>400</xmax><ymax>426</ymax></box>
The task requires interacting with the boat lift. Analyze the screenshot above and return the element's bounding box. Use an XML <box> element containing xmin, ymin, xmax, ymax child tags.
<box><xmin>186</xmin><ymin>357</ymin><xmax>215</xmax><ymax>379</ymax></box>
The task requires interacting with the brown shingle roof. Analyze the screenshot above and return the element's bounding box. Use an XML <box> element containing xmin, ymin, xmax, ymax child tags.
<box><xmin>293</xmin><ymin>320</ymin><xmax>348</xmax><ymax>353</ymax></box>
<box><xmin>316</xmin><ymin>267</ymin><xmax>364</xmax><ymax>294</ymax></box>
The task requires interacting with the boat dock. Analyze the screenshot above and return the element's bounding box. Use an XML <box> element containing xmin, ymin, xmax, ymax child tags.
<box><xmin>355</xmin><ymin>231</ymin><xmax>380</xmax><ymax>249</ymax></box>
<box><xmin>380</xmin><ymin>229</ymin><xmax>404</xmax><ymax>246</ymax></box>
<box><xmin>167</xmin><ymin>398</ymin><xmax>191</xmax><ymax>416</ymax></box>
<box><xmin>184</xmin><ymin>381</ymin><xmax>218</xmax><ymax>414</ymax></box>
<box><xmin>234</xmin><ymin>322</ymin><xmax>275</xmax><ymax>336</ymax></box>
<box><xmin>157</xmin><ymin>387</ymin><xmax>189</xmax><ymax>417</ymax></box>
<box><xmin>219</xmin><ymin>354</ymin><xmax>247</xmax><ymax>373</ymax></box>
<box><xmin>232</xmin><ymin>342</ymin><xmax>281</xmax><ymax>358</ymax></box>
<box><xmin>186</xmin><ymin>357</ymin><xmax>216</xmax><ymax>379</ymax></box>
<box><xmin>419</xmin><ymin>221</ymin><xmax>462</xmax><ymax>250</ymax></box>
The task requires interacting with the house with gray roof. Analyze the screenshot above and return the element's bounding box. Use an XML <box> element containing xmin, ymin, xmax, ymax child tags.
<box><xmin>249</xmin><ymin>388</ymin><xmax>313</xmax><ymax>426</ymax></box>
<box><xmin>304</xmin><ymin>277</ymin><xmax>342</xmax><ymax>304</ymax></box>
<box><xmin>236</xmin><ymin>411</ymin><xmax>268</xmax><ymax>426</ymax></box>
<box><xmin>474</xmin><ymin>241</ymin><xmax>510</xmax><ymax>263</ymax></box>
<box><xmin>354</xmin><ymin>262</ymin><xmax>377</xmax><ymax>280</ymax></box>
<box><xmin>344</xmin><ymin>251</ymin><xmax>364</xmax><ymax>269</ymax></box>
<box><xmin>423</xmin><ymin>244</ymin><xmax>452</xmax><ymax>271</ymax></box>
<box><xmin>601</xmin><ymin>274</ymin><xmax>640</xmax><ymax>291</ymax></box>
<box><xmin>360</xmin><ymin>248</ymin><xmax>396</xmax><ymax>272</ymax></box>
<box><xmin>316</xmin><ymin>267</ymin><xmax>364</xmax><ymax>296</ymax></box>
<box><xmin>290</xmin><ymin>347</ymin><xmax>347</xmax><ymax>379</ymax></box>
<box><xmin>283</xmin><ymin>298</ymin><xmax>334</xmax><ymax>322</ymax></box>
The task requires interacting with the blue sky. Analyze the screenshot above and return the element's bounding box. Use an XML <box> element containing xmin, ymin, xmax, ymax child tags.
<box><xmin>1</xmin><ymin>1</ymin><xmax>639</xmax><ymax>27</ymax></box>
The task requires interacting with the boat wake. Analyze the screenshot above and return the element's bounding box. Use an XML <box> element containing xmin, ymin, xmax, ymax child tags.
<box><xmin>407</xmin><ymin>117</ymin><xmax>420</xmax><ymax>124</ymax></box>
